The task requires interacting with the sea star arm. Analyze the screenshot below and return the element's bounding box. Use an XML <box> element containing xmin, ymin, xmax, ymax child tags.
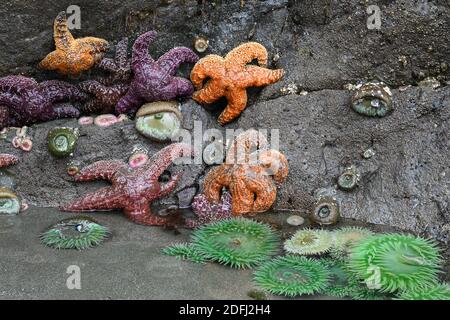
<box><xmin>115</xmin><ymin>85</ymin><xmax>143</xmax><ymax>114</ymax></box>
<box><xmin>157</xmin><ymin>47</ymin><xmax>198</xmax><ymax>77</ymax></box>
<box><xmin>242</xmin><ymin>174</ymin><xmax>276</xmax><ymax>214</ymax></box>
<box><xmin>38</xmin><ymin>51</ymin><xmax>66</xmax><ymax>71</ymax></box>
<box><xmin>189</xmin><ymin>55</ymin><xmax>224</xmax><ymax>90</ymax></box>
<box><xmin>0</xmin><ymin>106</ymin><xmax>9</xmax><ymax>129</ymax></box>
<box><xmin>131</xmin><ymin>31</ymin><xmax>157</xmax><ymax>70</ymax></box>
<box><xmin>158</xmin><ymin>172</ymin><xmax>182</xmax><ymax>197</ymax></box>
<box><xmin>192</xmin><ymin>79</ymin><xmax>226</xmax><ymax>104</ymax></box>
<box><xmin>0</xmin><ymin>75</ymin><xmax>37</xmax><ymax>94</ymax></box>
<box><xmin>38</xmin><ymin>80</ymin><xmax>88</xmax><ymax>103</ymax></box>
<box><xmin>142</xmin><ymin>143</ymin><xmax>193</xmax><ymax>179</ymax></box>
<box><xmin>203</xmin><ymin>165</ymin><xmax>230</xmax><ymax>203</ymax></box>
<box><xmin>82</xmin><ymin>99</ymin><xmax>103</xmax><ymax>114</ymax></box>
<box><xmin>242</xmin><ymin>65</ymin><xmax>284</xmax><ymax>87</ymax></box>
<box><xmin>253</xmin><ymin>149</ymin><xmax>289</xmax><ymax>185</ymax></box>
<box><xmin>60</xmin><ymin>186</ymin><xmax>124</xmax><ymax>212</ymax></box>
<box><xmin>0</xmin><ymin>154</ymin><xmax>19</xmax><ymax>168</ymax></box>
<box><xmin>159</xmin><ymin>77</ymin><xmax>194</xmax><ymax>100</ymax></box>
<box><xmin>78</xmin><ymin>80</ymin><xmax>106</xmax><ymax>97</ymax></box>
<box><xmin>97</xmin><ymin>58</ymin><xmax>118</xmax><ymax>73</ymax></box>
<box><xmin>74</xmin><ymin>160</ymin><xmax>127</xmax><ymax>182</ymax></box>
<box><xmin>53</xmin><ymin>11</ymin><xmax>75</xmax><ymax>51</ymax></box>
<box><xmin>115</xmin><ymin>37</ymin><xmax>129</xmax><ymax>67</ymax></box>
<box><xmin>123</xmin><ymin>200</ymin><xmax>166</xmax><ymax>226</ymax></box>
<box><xmin>229</xmin><ymin>178</ymin><xmax>254</xmax><ymax>216</ymax></box>
<box><xmin>52</xmin><ymin>103</ymin><xmax>81</xmax><ymax>120</ymax></box>
<box><xmin>225</xmin><ymin>42</ymin><xmax>268</xmax><ymax>67</ymax></box>
<box><xmin>218</xmin><ymin>88</ymin><xmax>248</xmax><ymax>125</ymax></box>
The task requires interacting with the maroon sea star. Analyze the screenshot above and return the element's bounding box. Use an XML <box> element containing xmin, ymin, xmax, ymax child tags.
<box><xmin>116</xmin><ymin>31</ymin><xmax>199</xmax><ymax>115</ymax></box>
<box><xmin>0</xmin><ymin>75</ymin><xmax>87</xmax><ymax>129</ymax></box>
<box><xmin>97</xmin><ymin>37</ymin><xmax>131</xmax><ymax>85</ymax></box>
<box><xmin>186</xmin><ymin>190</ymin><xmax>232</xmax><ymax>229</ymax></box>
<box><xmin>0</xmin><ymin>154</ymin><xmax>19</xmax><ymax>168</ymax></box>
<box><xmin>61</xmin><ymin>143</ymin><xmax>194</xmax><ymax>226</ymax></box>
<box><xmin>79</xmin><ymin>80</ymin><xmax>129</xmax><ymax>114</ymax></box>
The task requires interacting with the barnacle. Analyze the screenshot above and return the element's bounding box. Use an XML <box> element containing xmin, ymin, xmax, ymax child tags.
<box><xmin>284</xmin><ymin>228</ymin><xmax>333</xmax><ymax>255</ymax></box>
<box><xmin>40</xmin><ymin>216</ymin><xmax>110</xmax><ymax>250</ymax></box>
<box><xmin>348</xmin><ymin>234</ymin><xmax>442</xmax><ymax>293</ymax></box>
<box><xmin>162</xmin><ymin>243</ymin><xmax>206</xmax><ymax>264</ymax></box>
<box><xmin>47</xmin><ymin>127</ymin><xmax>79</xmax><ymax>158</ymax></box>
<box><xmin>191</xmin><ymin>218</ymin><xmax>279</xmax><ymax>269</ymax></box>
<box><xmin>253</xmin><ymin>255</ymin><xmax>330</xmax><ymax>297</ymax></box>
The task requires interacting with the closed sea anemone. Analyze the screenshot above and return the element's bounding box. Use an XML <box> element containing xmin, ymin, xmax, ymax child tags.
<box><xmin>47</xmin><ymin>127</ymin><xmax>79</xmax><ymax>158</ymax></box>
<box><xmin>40</xmin><ymin>216</ymin><xmax>110</xmax><ymax>250</ymax></box>
<box><xmin>191</xmin><ymin>218</ymin><xmax>279</xmax><ymax>269</ymax></box>
<box><xmin>0</xmin><ymin>187</ymin><xmax>21</xmax><ymax>215</ymax></box>
<box><xmin>351</xmin><ymin>81</ymin><xmax>393</xmax><ymax>117</ymax></box>
<box><xmin>135</xmin><ymin>101</ymin><xmax>182</xmax><ymax>142</ymax></box>
<box><xmin>310</xmin><ymin>197</ymin><xmax>340</xmax><ymax>226</ymax></box>
<box><xmin>162</xmin><ymin>243</ymin><xmax>206</xmax><ymax>264</ymax></box>
<box><xmin>284</xmin><ymin>228</ymin><xmax>333</xmax><ymax>256</ymax></box>
<box><xmin>337</xmin><ymin>165</ymin><xmax>360</xmax><ymax>191</ymax></box>
<box><xmin>348</xmin><ymin>233</ymin><xmax>442</xmax><ymax>293</ymax></box>
<box><xmin>396</xmin><ymin>283</ymin><xmax>450</xmax><ymax>300</ymax></box>
<box><xmin>253</xmin><ymin>255</ymin><xmax>330</xmax><ymax>297</ymax></box>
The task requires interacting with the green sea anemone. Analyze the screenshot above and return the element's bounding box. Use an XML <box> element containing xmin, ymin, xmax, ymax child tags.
<box><xmin>310</xmin><ymin>197</ymin><xmax>340</xmax><ymax>225</ymax></box>
<box><xmin>0</xmin><ymin>187</ymin><xmax>21</xmax><ymax>215</ymax></box>
<box><xmin>397</xmin><ymin>283</ymin><xmax>450</xmax><ymax>300</ymax></box>
<box><xmin>337</xmin><ymin>165</ymin><xmax>360</xmax><ymax>191</ymax></box>
<box><xmin>253</xmin><ymin>255</ymin><xmax>330</xmax><ymax>297</ymax></box>
<box><xmin>330</xmin><ymin>227</ymin><xmax>374</xmax><ymax>261</ymax></box>
<box><xmin>191</xmin><ymin>218</ymin><xmax>279</xmax><ymax>269</ymax></box>
<box><xmin>319</xmin><ymin>258</ymin><xmax>359</xmax><ymax>298</ymax></box>
<box><xmin>47</xmin><ymin>127</ymin><xmax>79</xmax><ymax>157</ymax></box>
<box><xmin>40</xmin><ymin>216</ymin><xmax>110</xmax><ymax>250</ymax></box>
<box><xmin>284</xmin><ymin>228</ymin><xmax>333</xmax><ymax>255</ymax></box>
<box><xmin>162</xmin><ymin>243</ymin><xmax>206</xmax><ymax>264</ymax></box>
<box><xmin>348</xmin><ymin>233</ymin><xmax>442</xmax><ymax>293</ymax></box>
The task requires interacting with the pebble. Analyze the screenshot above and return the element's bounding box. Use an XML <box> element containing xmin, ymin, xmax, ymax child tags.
<box><xmin>286</xmin><ymin>215</ymin><xmax>305</xmax><ymax>226</ymax></box>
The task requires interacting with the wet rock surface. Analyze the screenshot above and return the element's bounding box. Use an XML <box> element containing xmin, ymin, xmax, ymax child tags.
<box><xmin>0</xmin><ymin>1</ymin><xmax>449</xmax><ymax>241</ymax></box>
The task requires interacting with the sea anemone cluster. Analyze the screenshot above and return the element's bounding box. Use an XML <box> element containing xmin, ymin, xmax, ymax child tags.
<box><xmin>165</xmin><ymin>218</ymin><xmax>280</xmax><ymax>269</ymax></box>
<box><xmin>40</xmin><ymin>216</ymin><xmax>110</xmax><ymax>250</ymax></box>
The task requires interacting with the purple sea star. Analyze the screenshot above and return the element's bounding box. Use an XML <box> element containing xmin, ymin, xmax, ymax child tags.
<box><xmin>97</xmin><ymin>37</ymin><xmax>131</xmax><ymax>85</ymax></box>
<box><xmin>116</xmin><ymin>31</ymin><xmax>199</xmax><ymax>115</ymax></box>
<box><xmin>61</xmin><ymin>143</ymin><xmax>194</xmax><ymax>226</ymax></box>
<box><xmin>79</xmin><ymin>80</ymin><xmax>129</xmax><ymax>114</ymax></box>
<box><xmin>185</xmin><ymin>190</ymin><xmax>232</xmax><ymax>228</ymax></box>
<box><xmin>0</xmin><ymin>75</ymin><xmax>87</xmax><ymax>129</ymax></box>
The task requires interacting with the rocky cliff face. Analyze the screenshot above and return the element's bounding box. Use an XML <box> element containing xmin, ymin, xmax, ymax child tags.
<box><xmin>0</xmin><ymin>1</ymin><xmax>448</xmax><ymax>241</ymax></box>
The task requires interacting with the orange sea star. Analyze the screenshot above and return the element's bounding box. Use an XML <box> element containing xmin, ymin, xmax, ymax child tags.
<box><xmin>38</xmin><ymin>11</ymin><xmax>109</xmax><ymax>77</ymax></box>
<box><xmin>203</xmin><ymin>130</ymin><xmax>289</xmax><ymax>216</ymax></box>
<box><xmin>190</xmin><ymin>42</ymin><xmax>284</xmax><ymax>125</ymax></box>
